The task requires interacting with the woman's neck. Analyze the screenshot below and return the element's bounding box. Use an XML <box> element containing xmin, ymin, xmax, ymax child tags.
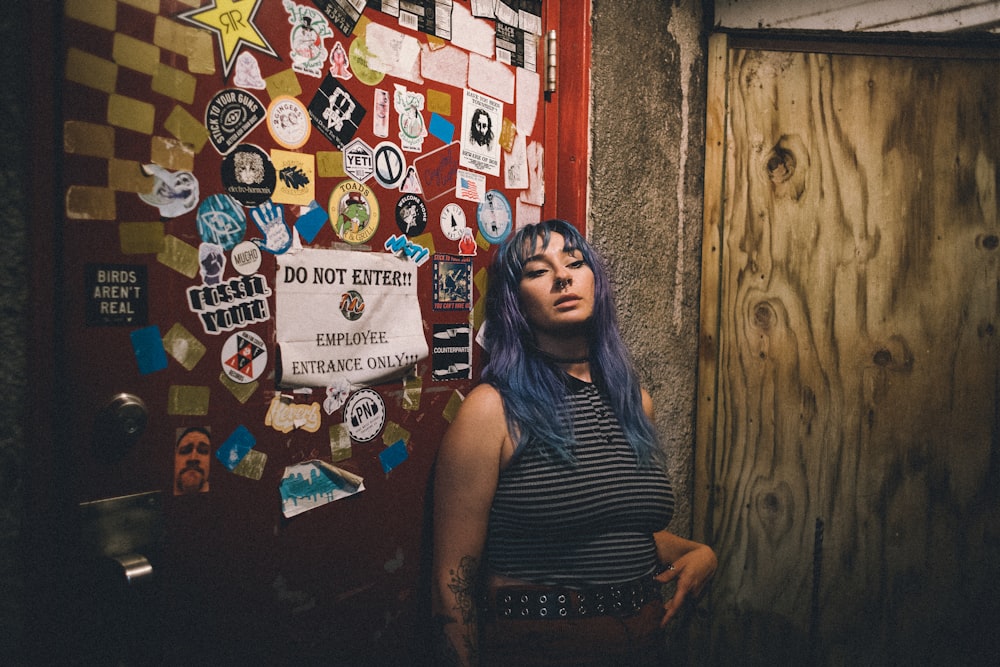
<box><xmin>532</xmin><ymin>335</ymin><xmax>592</xmax><ymax>381</ymax></box>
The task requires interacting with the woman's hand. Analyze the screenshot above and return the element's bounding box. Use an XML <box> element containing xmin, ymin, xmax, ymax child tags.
<box><xmin>653</xmin><ymin>540</ymin><xmax>718</xmax><ymax>627</ymax></box>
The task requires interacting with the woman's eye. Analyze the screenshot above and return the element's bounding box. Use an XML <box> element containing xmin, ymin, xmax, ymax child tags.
<box><xmin>568</xmin><ymin>260</ymin><xmax>586</xmax><ymax>269</ymax></box>
<box><xmin>524</xmin><ymin>269</ymin><xmax>546</xmax><ymax>278</ymax></box>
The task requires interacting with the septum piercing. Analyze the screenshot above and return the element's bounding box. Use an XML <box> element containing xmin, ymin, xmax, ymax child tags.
<box><xmin>555</xmin><ymin>277</ymin><xmax>572</xmax><ymax>290</ymax></box>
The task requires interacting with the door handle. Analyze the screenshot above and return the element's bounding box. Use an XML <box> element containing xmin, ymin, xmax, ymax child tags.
<box><xmin>92</xmin><ymin>393</ymin><xmax>148</xmax><ymax>462</ymax></box>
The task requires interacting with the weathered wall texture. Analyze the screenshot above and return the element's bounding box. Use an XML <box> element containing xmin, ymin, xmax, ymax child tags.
<box><xmin>590</xmin><ymin>0</ymin><xmax>708</xmax><ymax>536</ymax></box>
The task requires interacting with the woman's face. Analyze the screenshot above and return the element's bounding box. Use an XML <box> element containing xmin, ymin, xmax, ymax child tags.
<box><xmin>518</xmin><ymin>232</ymin><xmax>595</xmax><ymax>335</ymax></box>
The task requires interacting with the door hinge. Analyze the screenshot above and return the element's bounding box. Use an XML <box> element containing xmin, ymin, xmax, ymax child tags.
<box><xmin>545</xmin><ymin>29</ymin><xmax>557</xmax><ymax>94</ymax></box>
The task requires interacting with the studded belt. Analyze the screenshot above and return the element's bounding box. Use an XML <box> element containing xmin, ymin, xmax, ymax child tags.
<box><xmin>488</xmin><ymin>576</ymin><xmax>662</xmax><ymax>620</ymax></box>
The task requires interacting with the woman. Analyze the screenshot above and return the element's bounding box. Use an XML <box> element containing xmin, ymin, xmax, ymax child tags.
<box><xmin>432</xmin><ymin>220</ymin><xmax>717</xmax><ymax>665</ymax></box>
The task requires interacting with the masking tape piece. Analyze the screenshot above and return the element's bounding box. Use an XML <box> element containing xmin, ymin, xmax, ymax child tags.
<box><xmin>66</xmin><ymin>186</ymin><xmax>116</xmax><ymax>221</ymax></box>
<box><xmin>164</xmin><ymin>105</ymin><xmax>210</xmax><ymax>153</ymax></box>
<box><xmin>108</xmin><ymin>94</ymin><xmax>155</xmax><ymax>134</ymax></box>
<box><xmin>162</xmin><ymin>322</ymin><xmax>206</xmax><ymax>370</ymax></box>
<box><xmin>113</xmin><ymin>33</ymin><xmax>160</xmax><ymax>75</ymax></box>
<box><xmin>167</xmin><ymin>385</ymin><xmax>210</xmax><ymax>416</ymax></box>
<box><xmin>154</xmin><ymin>16</ymin><xmax>216</xmax><ymax>75</ymax></box>
<box><xmin>119</xmin><ymin>0</ymin><xmax>159</xmax><ymax>12</ymax></box>
<box><xmin>330</xmin><ymin>423</ymin><xmax>353</xmax><ymax>462</ymax></box>
<box><xmin>152</xmin><ymin>62</ymin><xmax>197</xmax><ymax>104</ymax></box>
<box><xmin>410</xmin><ymin>232</ymin><xmax>435</xmax><ymax>256</ymax></box>
<box><xmin>382</xmin><ymin>421</ymin><xmax>411</xmax><ymax>447</ymax></box>
<box><xmin>316</xmin><ymin>151</ymin><xmax>345</xmax><ymax>177</ymax></box>
<box><xmin>265</xmin><ymin>69</ymin><xmax>302</xmax><ymax>99</ymax></box>
<box><xmin>119</xmin><ymin>221</ymin><xmax>166</xmax><ymax>255</ymax></box>
<box><xmin>426</xmin><ymin>89</ymin><xmax>452</xmax><ymax>116</ymax></box>
<box><xmin>150</xmin><ymin>136</ymin><xmax>195</xmax><ymax>172</ymax></box>
<box><xmin>65</xmin><ymin>0</ymin><xmax>116</xmax><ymax>31</ymax></box>
<box><xmin>66</xmin><ymin>48</ymin><xmax>118</xmax><ymax>93</ymax></box>
<box><xmin>443</xmin><ymin>390</ymin><xmax>464</xmax><ymax>423</ymax></box>
<box><xmin>109</xmin><ymin>158</ymin><xmax>153</xmax><ymax>193</ymax></box>
<box><xmin>156</xmin><ymin>234</ymin><xmax>199</xmax><ymax>278</ymax></box>
<box><xmin>233</xmin><ymin>449</ymin><xmax>267</xmax><ymax>480</ymax></box>
<box><xmin>220</xmin><ymin>372</ymin><xmax>258</xmax><ymax>404</ymax></box>
<box><xmin>64</xmin><ymin>121</ymin><xmax>115</xmax><ymax>158</ymax></box>
<box><xmin>402</xmin><ymin>374</ymin><xmax>422</xmax><ymax>411</ymax></box>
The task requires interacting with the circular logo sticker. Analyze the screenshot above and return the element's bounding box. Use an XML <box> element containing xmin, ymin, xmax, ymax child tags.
<box><xmin>196</xmin><ymin>194</ymin><xmax>246</xmax><ymax>251</ymax></box>
<box><xmin>373</xmin><ymin>141</ymin><xmax>407</xmax><ymax>189</ymax></box>
<box><xmin>221</xmin><ymin>330</ymin><xmax>267</xmax><ymax>384</ymax></box>
<box><xmin>344</xmin><ymin>389</ymin><xmax>385</xmax><ymax>442</ymax></box>
<box><xmin>395</xmin><ymin>194</ymin><xmax>427</xmax><ymax>236</ymax></box>
<box><xmin>348</xmin><ymin>38</ymin><xmax>386</xmax><ymax>86</ymax></box>
<box><xmin>205</xmin><ymin>88</ymin><xmax>266</xmax><ymax>155</ymax></box>
<box><xmin>477</xmin><ymin>190</ymin><xmax>512</xmax><ymax>244</ymax></box>
<box><xmin>267</xmin><ymin>95</ymin><xmax>311</xmax><ymax>149</ymax></box>
<box><xmin>440</xmin><ymin>202</ymin><xmax>468</xmax><ymax>241</ymax></box>
<box><xmin>329</xmin><ymin>180</ymin><xmax>380</xmax><ymax>245</ymax></box>
<box><xmin>221</xmin><ymin>144</ymin><xmax>276</xmax><ymax>206</ymax></box>
<box><xmin>339</xmin><ymin>289</ymin><xmax>365</xmax><ymax>321</ymax></box>
<box><xmin>230</xmin><ymin>240</ymin><xmax>262</xmax><ymax>276</ymax></box>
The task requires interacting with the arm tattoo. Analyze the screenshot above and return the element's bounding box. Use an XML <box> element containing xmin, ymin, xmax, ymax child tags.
<box><xmin>447</xmin><ymin>555</ymin><xmax>480</xmax><ymax>625</ymax></box>
<box><xmin>434</xmin><ymin>555</ymin><xmax>481</xmax><ymax>665</ymax></box>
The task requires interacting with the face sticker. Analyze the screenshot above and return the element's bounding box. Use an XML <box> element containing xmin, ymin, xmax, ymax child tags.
<box><xmin>174</xmin><ymin>426</ymin><xmax>211</xmax><ymax>495</ymax></box>
<box><xmin>344</xmin><ymin>388</ymin><xmax>386</xmax><ymax>443</ymax></box>
<box><xmin>267</xmin><ymin>95</ymin><xmax>311</xmax><ymax>149</ymax></box>
<box><xmin>477</xmin><ymin>190</ymin><xmax>512</xmax><ymax>244</ymax></box>
<box><xmin>198</xmin><ymin>242</ymin><xmax>227</xmax><ymax>285</ymax></box>
<box><xmin>230</xmin><ymin>240</ymin><xmax>262</xmax><ymax>275</ymax></box>
<box><xmin>196</xmin><ymin>194</ymin><xmax>246</xmax><ymax>251</ymax></box>
<box><xmin>440</xmin><ymin>202</ymin><xmax>467</xmax><ymax>241</ymax></box>
<box><xmin>138</xmin><ymin>164</ymin><xmax>199</xmax><ymax>218</ymax></box>
<box><xmin>342</xmin><ymin>138</ymin><xmax>374</xmax><ymax>183</ymax></box>
<box><xmin>308</xmin><ymin>73</ymin><xmax>366</xmax><ymax>149</ymax></box>
<box><xmin>284</xmin><ymin>2</ymin><xmax>333</xmax><ymax>77</ymax></box>
<box><xmin>432</xmin><ymin>255</ymin><xmax>472</xmax><ymax>311</ymax></box>
<box><xmin>221</xmin><ymin>144</ymin><xmax>276</xmax><ymax>206</ymax></box>
<box><xmin>373</xmin><ymin>141</ymin><xmax>406</xmax><ymax>189</ymax></box>
<box><xmin>400</xmin><ymin>165</ymin><xmax>422</xmax><ymax>194</ymax></box>
<box><xmin>249</xmin><ymin>201</ymin><xmax>292</xmax><ymax>255</ymax></box>
<box><xmin>204</xmin><ymin>88</ymin><xmax>267</xmax><ymax>155</ymax></box>
<box><xmin>329</xmin><ymin>180</ymin><xmax>380</xmax><ymax>245</ymax></box>
<box><xmin>221</xmin><ymin>330</ymin><xmax>267</xmax><ymax>384</ymax></box>
<box><xmin>393</xmin><ymin>84</ymin><xmax>427</xmax><ymax>152</ymax></box>
<box><xmin>395</xmin><ymin>194</ymin><xmax>427</xmax><ymax>236</ymax></box>
<box><xmin>330</xmin><ymin>40</ymin><xmax>352</xmax><ymax>79</ymax></box>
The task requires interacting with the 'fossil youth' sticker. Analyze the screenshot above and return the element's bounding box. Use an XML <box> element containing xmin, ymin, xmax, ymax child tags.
<box><xmin>205</xmin><ymin>88</ymin><xmax>266</xmax><ymax>155</ymax></box>
<box><xmin>221</xmin><ymin>144</ymin><xmax>276</xmax><ymax>206</ymax></box>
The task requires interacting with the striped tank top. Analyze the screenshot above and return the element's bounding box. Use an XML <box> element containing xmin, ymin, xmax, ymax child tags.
<box><xmin>486</xmin><ymin>375</ymin><xmax>675</xmax><ymax>585</ymax></box>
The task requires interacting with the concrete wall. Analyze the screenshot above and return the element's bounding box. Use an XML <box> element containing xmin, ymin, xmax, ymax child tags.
<box><xmin>590</xmin><ymin>0</ymin><xmax>708</xmax><ymax>537</ymax></box>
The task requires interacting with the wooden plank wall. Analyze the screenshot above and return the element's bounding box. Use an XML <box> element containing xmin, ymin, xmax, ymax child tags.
<box><xmin>695</xmin><ymin>34</ymin><xmax>1000</xmax><ymax>665</ymax></box>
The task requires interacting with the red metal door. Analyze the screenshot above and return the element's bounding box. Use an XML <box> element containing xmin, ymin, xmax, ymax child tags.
<box><xmin>26</xmin><ymin>1</ymin><xmax>589</xmax><ymax>664</ymax></box>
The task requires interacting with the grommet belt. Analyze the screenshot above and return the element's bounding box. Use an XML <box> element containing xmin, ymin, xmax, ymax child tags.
<box><xmin>489</xmin><ymin>576</ymin><xmax>661</xmax><ymax>620</ymax></box>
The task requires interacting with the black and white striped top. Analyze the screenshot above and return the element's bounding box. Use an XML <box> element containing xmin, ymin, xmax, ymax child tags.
<box><xmin>486</xmin><ymin>376</ymin><xmax>675</xmax><ymax>586</ymax></box>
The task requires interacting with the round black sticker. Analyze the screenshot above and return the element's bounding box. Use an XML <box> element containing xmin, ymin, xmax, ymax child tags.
<box><xmin>395</xmin><ymin>194</ymin><xmax>428</xmax><ymax>236</ymax></box>
<box><xmin>221</xmin><ymin>144</ymin><xmax>276</xmax><ymax>206</ymax></box>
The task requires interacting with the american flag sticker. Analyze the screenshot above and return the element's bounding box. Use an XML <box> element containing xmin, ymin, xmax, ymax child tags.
<box><xmin>455</xmin><ymin>168</ymin><xmax>485</xmax><ymax>203</ymax></box>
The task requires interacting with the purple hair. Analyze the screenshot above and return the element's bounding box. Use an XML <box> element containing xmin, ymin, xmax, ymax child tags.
<box><xmin>481</xmin><ymin>219</ymin><xmax>662</xmax><ymax>464</ymax></box>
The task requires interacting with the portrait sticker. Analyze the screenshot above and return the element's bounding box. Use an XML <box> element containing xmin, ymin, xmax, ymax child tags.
<box><xmin>267</xmin><ymin>95</ymin><xmax>311</xmax><ymax>149</ymax></box>
<box><xmin>432</xmin><ymin>323</ymin><xmax>472</xmax><ymax>381</ymax></box>
<box><xmin>432</xmin><ymin>254</ymin><xmax>472</xmax><ymax>311</ymax></box>
<box><xmin>138</xmin><ymin>164</ymin><xmax>199</xmax><ymax>218</ymax></box>
<box><xmin>204</xmin><ymin>88</ymin><xmax>267</xmax><ymax>155</ymax></box>
<box><xmin>328</xmin><ymin>179</ymin><xmax>380</xmax><ymax>245</ymax></box>
<box><xmin>308</xmin><ymin>73</ymin><xmax>366</xmax><ymax>149</ymax></box>
<box><xmin>221</xmin><ymin>144</ymin><xmax>276</xmax><ymax>206</ymax></box>
<box><xmin>274</xmin><ymin>248</ymin><xmax>428</xmax><ymax>388</ymax></box>
<box><xmin>460</xmin><ymin>88</ymin><xmax>502</xmax><ymax>176</ymax></box>
<box><xmin>198</xmin><ymin>242</ymin><xmax>227</xmax><ymax>285</ymax></box>
<box><xmin>85</xmin><ymin>263</ymin><xmax>148</xmax><ymax>327</ymax></box>
<box><xmin>394</xmin><ymin>85</ymin><xmax>428</xmax><ymax>152</ymax></box>
<box><xmin>284</xmin><ymin>1</ymin><xmax>333</xmax><ymax>78</ymax></box>
<box><xmin>174</xmin><ymin>426</ymin><xmax>211</xmax><ymax>496</ymax></box>
<box><xmin>221</xmin><ymin>330</ymin><xmax>268</xmax><ymax>384</ymax></box>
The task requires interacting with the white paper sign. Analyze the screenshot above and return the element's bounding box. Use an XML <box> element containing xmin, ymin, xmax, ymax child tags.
<box><xmin>276</xmin><ymin>248</ymin><xmax>428</xmax><ymax>388</ymax></box>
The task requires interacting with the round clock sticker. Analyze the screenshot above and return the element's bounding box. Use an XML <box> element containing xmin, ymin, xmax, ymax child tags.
<box><xmin>440</xmin><ymin>202</ymin><xmax>467</xmax><ymax>241</ymax></box>
<box><xmin>344</xmin><ymin>389</ymin><xmax>386</xmax><ymax>442</ymax></box>
<box><xmin>477</xmin><ymin>190</ymin><xmax>512</xmax><ymax>244</ymax></box>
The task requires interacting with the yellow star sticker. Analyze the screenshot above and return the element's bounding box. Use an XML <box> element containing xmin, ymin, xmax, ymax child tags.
<box><xmin>177</xmin><ymin>0</ymin><xmax>278</xmax><ymax>80</ymax></box>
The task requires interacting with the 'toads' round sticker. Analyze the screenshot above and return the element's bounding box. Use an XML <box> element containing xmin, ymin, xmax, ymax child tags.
<box><xmin>344</xmin><ymin>388</ymin><xmax>385</xmax><ymax>442</ymax></box>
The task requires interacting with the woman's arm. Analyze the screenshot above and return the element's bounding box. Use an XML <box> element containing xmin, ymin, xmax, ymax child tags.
<box><xmin>432</xmin><ymin>384</ymin><xmax>508</xmax><ymax>666</ymax></box>
<box><xmin>641</xmin><ymin>387</ymin><xmax>718</xmax><ymax>626</ymax></box>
